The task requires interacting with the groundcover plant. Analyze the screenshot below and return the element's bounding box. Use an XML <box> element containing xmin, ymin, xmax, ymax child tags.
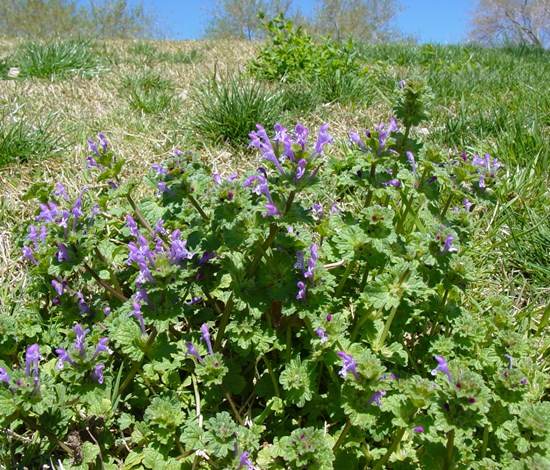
<box><xmin>1</xmin><ymin>84</ymin><xmax>549</xmax><ymax>469</ymax></box>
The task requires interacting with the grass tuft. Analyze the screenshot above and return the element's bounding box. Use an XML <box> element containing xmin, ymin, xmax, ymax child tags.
<box><xmin>191</xmin><ymin>71</ymin><xmax>285</xmax><ymax>146</ymax></box>
<box><xmin>0</xmin><ymin>112</ymin><xmax>60</xmax><ymax>167</ymax></box>
<box><xmin>14</xmin><ymin>39</ymin><xmax>100</xmax><ymax>79</ymax></box>
<box><xmin>121</xmin><ymin>71</ymin><xmax>178</xmax><ymax>115</ymax></box>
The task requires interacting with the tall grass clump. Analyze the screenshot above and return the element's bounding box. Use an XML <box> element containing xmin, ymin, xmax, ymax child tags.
<box><xmin>121</xmin><ymin>71</ymin><xmax>178</xmax><ymax>115</ymax></box>
<box><xmin>14</xmin><ymin>39</ymin><xmax>100</xmax><ymax>79</ymax></box>
<box><xmin>192</xmin><ymin>71</ymin><xmax>284</xmax><ymax>145</ymax></box>
<box><xmin>0</xmin><ymin>113</ymin><xmax>60</xmax><ymax>167</ymax></box>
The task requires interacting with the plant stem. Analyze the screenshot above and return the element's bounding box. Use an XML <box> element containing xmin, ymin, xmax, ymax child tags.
<box><xmin>481</xmin><ymin>424</ymin><xmax>489</xmax><ymax>459</ymax></box>
<box><xmin>117</xmin><ymin>328</ymin><xmax>157</xmax><ymax>398</ymax></box>
<box><xmin>429</xmin><ymin>288</ymin><xmax>449</xmax><ymax>337</ymax></box>
<box><xmin>332</xmin><ymin>419</ymin><xmax>352</xmax><ymax>453</ymax></box>
<box><xmin>335</xmin><ymin>259</ymin><xmax>356</xmax><ymax>297</ymax></box>
<box><xmin>94</xmin><ymin>247</ymin><xmax>123</xmax><ymax>294</ymax></box>
<box><xmin>440</xmin><ymin>194</ymin><xmax>453</xmax><ymax>220</ymax></box>
<box><xmin>375</xmin><ymin>268</ymin><xmax>410</xmax><ymax>350</ymax></box>
<box><xmin>20</xmin><ymin>415</ymin><xmax>73</xmax><ymax>456</ymax></box>
<box><xmin>82</xmin><ymin>262</ymin><xmax>127</xmax><ymax>302</ymax></box>
<box><xmin>371</xmin><ymin>427</ymin><xmax>407</xmax><ymax>470</ymax></box>
<box><xmin>187</xmin><ymin>194</ymin><xmax>209</xmax><ymax>220</ymax></box>
<box><xmin>375</xmin><ymin>304</ymin><xmax>399</xmax><ymax>351</ymax></box>
<box><xmin>350</xmin><ymin>306</ymin><xmax>373</xmax><ymax>343</ymax></box>
<box><xmin>262</xmin><ymin>354</ymin><xmax>281</xmax><ymax>398</ymax></box>
<box><xmin>223</xmin><ymin>385</ymin><xmax>244</xmax><ymax>425</ymax></box>
<box><xmin>444</xmin><ymin>429</ymin><xmax>455</xmax><ymax>470</ymax></box>
<box><xmin>213</xmin><ymin>294</ymin><xmax>233</xmax><ymax>352</ymax></box>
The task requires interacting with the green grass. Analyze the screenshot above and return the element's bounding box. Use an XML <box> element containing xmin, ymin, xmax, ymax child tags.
<box><xmin>0</xmin><ymin>112</ymin><xmax>60</xmax><ymax>167</ymax></box>
<box><xmin>121</xmin><ymin>70</ymin><xmax>178</xmax><ymax>115</ymax></box>
<box><xmin>192</xmin><ymin>71</ymin><xmax>285</xmax><ymax>145</ymax></box>
<box><xmin>13</xmin><ymin>39</ymin><xmax>101</xmax><ymax>79</ymax></box>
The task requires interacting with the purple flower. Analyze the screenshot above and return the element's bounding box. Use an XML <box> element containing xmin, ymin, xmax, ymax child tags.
<box><xmin>503</xmin><ymin>354</ymin><xmax>514</xmax><ymax>370</ymax></box>
<box><xmin>55</xmin><ymin>348</ymin><xmax>75</xmax><ymax>369</ymax></box>
<box><xmin>406</xmin><ymin>151</ymin><xmax>417</xmax><ymax>175</ymax></box>
<box><xmin>295</xmin><ymin>159</ymin><xmax>307</xmax><ymax>180</ymax></box>
<box><xmin>381</xmin><ymin>179</ymin><xmax>401</xmax><ymax>188</ymax></box>
<box><xmin>0</xmin><ymin>367</ymin><xmax>10</xmax><ymax>385</ymax></box>
<box><xmin>88</xmin><ymin>137</ymin><xmax>100</xmax><ymax>156</ymax></box>
<box><xmin>57</xmin><ymin>243</ymin><xmax>70</xmax><ymax>262</ymax></box>
<box><xmin>158</xmin><ymin>181</ymin><xmax>175</xmax><ymax>196</ymax></box>
<box><xmin>51</xmin><ymin>279</ymin><xmax>67</xmax><ymax>296</ymax></box>
<box><xmin>74</xmin><ymin>325</ymin><xmax>90</xmax><ymax>357</ymax></box>
<box><xmin>154</xmin><ymin>219</ymin><xmax>166</xmax><ymax>236</ymax></box>
<box><xmin>349</xmin><ymin>130</ymin><xmax>366</xmax><ymax>151</ymax></box>
<box><xmin>198</xmin><ymin>251</ymin><xmax>216</xmax><ymax>266</ymax></box>
<box><xmin>185</xmin><ymin>342</ymin><xmax>204</xmax><ymax>364</ymax></box>
<box><xmin>314</xmin><ymin>123</ymin><xmax>333</xmax><ymax>156</ymax></box>
<box><xmin>187</xmin><ymin>296</ymin><xmax>203</xmax><ymax>305</ymax></box>
<box><xmin>98</xmin><ymin>133</ymin><xmax>108</xmax><ymax>153</ymax></box>
<box><xmin>431</xmin><ymin>355</ymin><xmax>453</xmax><ymax>383</ymax></box>
<box><xmin>315</xmin><ymin>328</ymin><xmax>328</xmax><ymax>343</ymax></box>
<box><xmin>131</xmin><ymin>302</ymin><xmax>146</xmax><ymax>334</ymax></box>
<box><xmin>243</xmin><ymin>175</ymin><xmax>281</xmax><ymax>217</ymax></box>
<box><xmin>151</xmin><ymin>164</ymin><xmax>167</xmax><ymax>176</ymax></box>
<box><xmin>22</xmin><ymin>246</ymin><xmax>38</xmax><ymax>265</ymax></box>
<box><xmin>238</xmin><ymin>451</ymin><xmax>254</xmax><ymax>469</ymax></box>
<box><xmin>170</xmin><ymin>230</ymin><xmax>193</xmax><ymax>264</ymax></box>
<box><xmin>213</xmin><ymin>173</ymin><xmax>222</xmax><ymax>185</ymax></box>
<box><xmin>296</xmin><ymin>281</ymin><xmax>307</xmax><ymax>300</ymax></box>
<box><xmin>478</xmin><ymin>173</ymin><xmax>486</xmax><ymax>190</ymax></box>
<box><xmin>25</xmin><ymin>344</ymin><xmax>42</xmax><ymax>377</ymax></box>
<box><xmin>440</xmin><ymin>235</ymin><xmax>457</xmax><ymax>254</ymax></box>
<box><xmin>86</xmin><ymin>156</ymin><xmax>103</xmax><ymax>171</ymax></box>
<box><xmin>413</xmin><ymin>426</ymin><xmax>424</xmax><ymax>433</ymax></box>
<box><xmin>201</xmin><ymin>324</ymin><xmax>214</xmax><ymax>356</ymax></box>
<box><xmin>367</xmin><ymin>390</ymin><xmax>386</xmax><ymax>407</ymax></box>
<box><xmin>36</xmin><ymin>201</ymin><xmax>59</xmax><ymax>223</ymax></box>
<box><xmin>92</xmin><ymin>338</ymin><xmax>113</xmax><ymax>361</ymax></box>
<box><xmin>463</xmin><ymin>198</ymin><xmax>473</xmax><ymax>212</ymax></box>
<box><xmin>54</xmin><ymin>182</ymin><xmax>69</xmax><ymax>201</ymax></box>
<box><xmin>294</xmin><ymin>123</ymin><xmax>309</xmax><ymax>148</ymax></box>
<box><xmin>337</xmin><ymin>351</ymin><xmax>359</xmax><ymax>379</ymax></box>
<box><xmin>77</xmin><ymin>291</ymin><xmax>89</xmax><ymax>314</ymax></box>
<box><xmin>126</xmin><ymin>215</ymin><xmax>140</xmax><ymax>236</ymax></box>
<box><xmin>94</xmin><ymin>363</ymin><xmax>105</xmax><ymax>384</ymax></box>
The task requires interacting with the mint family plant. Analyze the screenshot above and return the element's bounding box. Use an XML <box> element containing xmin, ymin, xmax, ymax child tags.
<box><xmin>2</xmin><ymin>89</ymin><xmax>549</xmax><ymax>469</ymax></box>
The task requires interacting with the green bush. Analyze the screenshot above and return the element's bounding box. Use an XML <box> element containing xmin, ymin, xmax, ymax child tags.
<box><xmin>249</xmin><ymin>16</ymin><xmax>359</xmax><ymax>78</ymax></box>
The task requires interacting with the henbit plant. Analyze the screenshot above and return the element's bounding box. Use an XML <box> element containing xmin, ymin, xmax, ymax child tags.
<box><xmin>12</xmin><ymin>39</ymin><xmax>101</xmax><ymax>79</ymax></box>
<box><xmin>191</xmin><ymin>71</ymin><xmax>285</xmax><ymax>145</ymax></box>
<box><xmin>0</xmin><ymin>112</ymin><xmax>61</xmax><ymax>167</ymax></box>
<box><xmin>2</xmin><ymin>84</ymin><xmax>548</xmax><ymax>468</ymax></box>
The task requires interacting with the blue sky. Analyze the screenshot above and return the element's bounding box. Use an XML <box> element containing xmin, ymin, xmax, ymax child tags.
<box><xmin>136</xmin><ymin>0</ymin><xmax>474</xmax><ymax>44</ymax></box>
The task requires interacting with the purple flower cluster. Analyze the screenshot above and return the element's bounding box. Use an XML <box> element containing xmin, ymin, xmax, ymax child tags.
<box><xmin>126</xmin><ymin>215</ymin><xmax>194</xmax><ymax>287</ymax></box>
<box><xmin>248</xmin><ymin>122</ymin><xmax>332</xmax><ymax>181</ymax></box>
<box><xmin>86</xmin><ymin>133</ymin><xmax>108</xmax><ymax>171</ymax></box>
<box><xmin>243</xmin><ymin>172</ymin><xmax>282</xmax><ymax>217</ymax></box>
<box><xmin>1</xmin><ymin>344</ymin><xmax>43</xmax><ymax>395</ymax></box>
<box><xmin>295</xmin><ymin>244</ymin><xmax>320</xmax><ymax>301</ymax></box>
<box><xmin>469</xmin><ymin>152</ymin><xmax>504</xmax><ymax>191</ymax></box>
<box><xmin>55</xmin><ymin>325</ymin><xmax>112</xmax><ymax>384</ymax></box>
<box><xmin>349</xmin><ymin>118</ymin><xmax>399</xmax><ymax>157</ymax></box>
